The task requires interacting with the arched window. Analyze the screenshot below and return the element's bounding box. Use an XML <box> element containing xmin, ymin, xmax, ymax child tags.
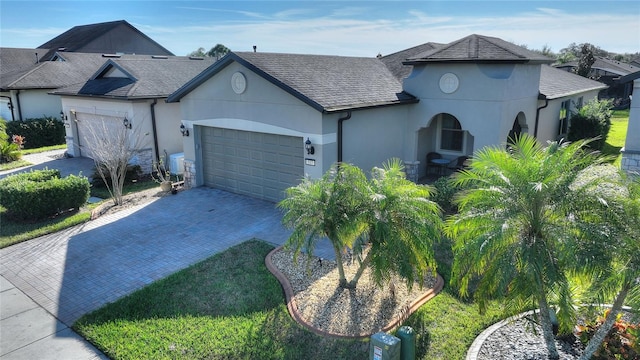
<box><xmin>439</xmin><ymin>114</ymin><xmax>464</xmax><ymax>152</ymax></box>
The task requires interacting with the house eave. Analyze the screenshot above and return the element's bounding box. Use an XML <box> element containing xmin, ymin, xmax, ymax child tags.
<box><xmin>324</xmin><ymin>98</ymin><xmax>419</xmax><ymax>113</ymax></box>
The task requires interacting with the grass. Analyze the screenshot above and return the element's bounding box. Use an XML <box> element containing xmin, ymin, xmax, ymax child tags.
<box><xmin>74</xmin><ymin>238</ymin><xmax>505</xmax><ymax>360</ymax></box>
<box><xmin>0</xmin><ymin>144</ymin><xmax>160</xmax><ymax>248</ymax></box>
<box><xmin>602</xmin><ymin>109</ymin><xmax>629</xmax><ymax>166</ymax></box>
<box><xmin>0</xmin><ymin>144</ymin><xmax>66</xmax><ymax>171</ymax></box>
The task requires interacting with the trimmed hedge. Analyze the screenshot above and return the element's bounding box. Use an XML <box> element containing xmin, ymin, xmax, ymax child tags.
<box><xmin>0</xmin><ymin>169</ymin><xmax>90</xmax><ymax>221</ymax></box>
<box><xmin>5</xmin><ymin>117</ymin><xmax>65</xmax><ymax>149</ymax></box>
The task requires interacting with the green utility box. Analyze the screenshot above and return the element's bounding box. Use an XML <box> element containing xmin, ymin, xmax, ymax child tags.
<box><xmin>396</xmin><ymin>326</ymin><xmax>416</xmax><ymax>360</ymax></box>
<box><xmin>369</xmin><ymin>332</ymin><xmax>401</xmax><ymax>360</ymax></box>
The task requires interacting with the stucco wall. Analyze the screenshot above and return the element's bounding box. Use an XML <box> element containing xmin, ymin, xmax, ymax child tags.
<box><xmin>179</xmin><ymin>62</ymin><xmax>325</xmax><ymax>183</ymax></box>
<box><xmin>535</xmin><ymin>89</ymin><xmax>600</xmax><ymax>144</ymax></box>
<box><xmin>621</xmin><ymin>79</ymin><xmax>640</xmax><ymax>175</ymax></box>
<box><xmin>403</xmin><ymin>62</ymin><xmax>540</xmax><ymax>155</ymax></box>
<box><xmin>8</xmin><ymin>89</ymin><xmax>62</xmax><ymax>120</ymax></box>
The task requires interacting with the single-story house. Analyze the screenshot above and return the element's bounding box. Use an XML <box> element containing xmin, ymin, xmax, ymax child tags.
<box><xmin>555</xmin><ymin>56</ymin><xmax>639</xmax><ymax>108</ymax></box>
<box><xmin>167</xmin><ymin>34</ymin><xmax>606</xmax><ymax>202</ymax></box>
<box><xmin>51</xmin><ymin>54</ymin><xmax>215</xmax><ymax>173</ymax></box>
<box><xmin>0</xmin><ymin>20</ymin><xmax>174</xmax><ymax>121</ymax></box>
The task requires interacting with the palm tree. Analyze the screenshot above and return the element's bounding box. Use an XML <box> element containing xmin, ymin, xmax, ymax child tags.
<box><xmin>350</xmin><ymin>159</ymin><xmax>442</xmax><ymax>289</ymax></box>
<box><xmin>445</xmin><ymin>135</ymin><xmax>612</xmax><ymax>359</ymax></box>
<box><xmin>578</xmin><ymin>169</ymin><xmax>640</xmax><ymax>360</ymax></box>
<box><xmin>279</xmin><ymin>160</ymin><xmax>442</xmax><ymax>290</ymax></box>
<box><xmin>279</xmin><ymin>163</ymin><xmax>369</xmax><ymax>288</ymax></box>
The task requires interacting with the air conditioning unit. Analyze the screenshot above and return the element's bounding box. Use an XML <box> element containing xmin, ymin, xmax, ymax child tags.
<box><xmin>169</xmin><ymin>152</ymin><xmax>184</xmax><ymax>175</ymax></box>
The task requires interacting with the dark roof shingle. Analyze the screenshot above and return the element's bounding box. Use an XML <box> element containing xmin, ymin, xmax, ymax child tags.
<box><xmin>539</xmin><ymin>65</ymin><xmax>607</xmax><ymax>99</ymax></box>
<box><xmin>406</xmin><ymin>34</ymin><xmax>553</xmax><ymax>64</ymax></box>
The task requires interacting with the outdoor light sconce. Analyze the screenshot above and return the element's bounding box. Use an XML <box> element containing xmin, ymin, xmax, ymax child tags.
<box><xmin>60</xmin><ymin>110</ymin><xmax>70</xmax><ymax>127</ymax></box>
<box><xmin>123</xmin><ymin>117</ymin><xmax>132</xmax><ymax>129</ymax></box>
<box><xmin>180</xmin><ymin>124</ymin><xmax>189</xmax><ymax>137</ymax></box>
<box><xmin>305</xmin><ymin>138</ymin><xmax>315</xmax><ymax>155</ymax></box>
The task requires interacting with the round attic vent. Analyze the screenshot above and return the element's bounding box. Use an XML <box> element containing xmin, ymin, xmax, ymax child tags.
<box><xmin>439</xmin><ymin>73</ymin><xmax>459</xmax><ymax>94</ymax></box>
<box><xmin>231</xmin><ymin>72</ymin><xmax>247</xmax><ymax>94</ymax></box>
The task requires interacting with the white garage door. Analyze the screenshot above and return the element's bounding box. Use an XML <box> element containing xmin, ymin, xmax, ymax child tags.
<box><xmin>201</xmin><ymin>127</ymin><xmax>304</xmax><ymax>202</ymax></box>
<box><xmin>75</xmin><ymin>113</ymin><xmax>122</xmax><ymax>159</ymax></box>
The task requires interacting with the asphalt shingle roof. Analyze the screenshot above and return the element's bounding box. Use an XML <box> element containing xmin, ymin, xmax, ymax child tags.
<box><xmin>169</xmin><ymin>52</ymin><xmax>417</xmax><ymax>112</ymax></box>
<box><xmin>539</xmin><ymin>65</ymin><xmax>607</xmax><ymax>99</ymax></box>
<box><xmin>52</xmin><ymin>56</ymin><xmax>216</xmax><ymax>99</ymax></box>
<box><xmin>0</xmin><ymin>48</ymin><xmax>52</xmax><ymax>89</ymax></box>
<box><xmin>38</xmin><ymin>20</ymin><xmax>174</xmax><ymax>59</ymax></box>
<box><xmin>405</xmin><ymin>34</ymin><xmax>553</xmax><ymax>64</ymax></box>
<box><xmin>555</xmin><ymin>56</ymin><xmax>639</xmax><ymax>77</ymax></box>
<box><xmin>380</xmin><ymin>42</ymin><xmax>443</xmax><ymax>80</ymax></box>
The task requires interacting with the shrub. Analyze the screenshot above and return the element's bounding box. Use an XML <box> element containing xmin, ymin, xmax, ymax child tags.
<box><xmin>576</xmin><ymin>310</ymin><xmax>640</xmax><ymax>360</ymax></box>
<box><xmin>0</xmin><ymin>169</ymin><xmax>90</xmax><ymax>221</ymax></box>
<box><xmin>91</xmin><ymin>164</ymin><xmax>143</xmax><ymax>188</ymax></box>
<box><xmin>0</xmin><ymin>118</ymin><xmax>22</xmax><ymax>163</ymax></box>
<box><xmin>430</xmin><ymin>176</ymin><xmax>463</xmax><ymax>215</ymax></box>
<box><xmin>567</xmin><ymin>98</ymin><xmax>613</xmax><ymax>150</ymax></box>
<box><xmin>5</xmin><ymin>117</ymin><xmax>65</xmax><ymax>149</ymax></box>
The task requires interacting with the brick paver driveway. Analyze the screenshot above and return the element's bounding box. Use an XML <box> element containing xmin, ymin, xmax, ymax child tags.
<box><xmin>1</xmin><ymin>187</ymin><xmax>334</xmax><ymax>326</ymax></box>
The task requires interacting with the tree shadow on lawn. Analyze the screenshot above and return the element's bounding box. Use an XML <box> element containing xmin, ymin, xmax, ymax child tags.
<box><xmin>74</xmin><ymin>240</ymin><xmax>368</xmax><ymax>360</ymax></box>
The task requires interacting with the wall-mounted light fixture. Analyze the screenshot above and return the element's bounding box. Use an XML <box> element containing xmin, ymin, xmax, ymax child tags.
<box><xmin>123</xmin><ymin>116</ymin><xmax>132</xmax><ymax>129</ymax></box>
<box><xmin>180</xmin><ymin>124</ymin><xmax>189</xmax><ymax>137</ymax></box>
<box><xmin>60</xmin><ymin>110</ymin><xmax>70</xmax><ymax>127</ymax></box>
<box><xmin>305</xmin><ymin>138</ymin><xmax>315</xmax><ymax>155</ymax></box>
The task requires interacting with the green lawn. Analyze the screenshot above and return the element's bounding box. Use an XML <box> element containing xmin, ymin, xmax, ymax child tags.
<box><xmin>602</xmin><ymin>109</ymin><xmax>629</xmax><ymax>166</ymax></box>
<box><xmin>74</xmin><ymin>239</ymin><xmax>505</xmax><ymax>360</ymax></box>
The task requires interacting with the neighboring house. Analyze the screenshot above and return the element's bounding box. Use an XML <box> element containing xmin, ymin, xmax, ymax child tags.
<box><xmin>0</xmin><ymin>20</ymin><xmax>173</xmax><ymax>121</ymax></box>
<box><xmin>619</xmin><ymin>71</ymin><xmax>640</xmax><ymax>175</ymax></box>
<box><xmin>51</xmin><ymin>55</ymin><xmax>215</xmax><ymax>173</ymax></box>
<box><xmin>167</xmin><ymin>34</ymin><xmax>606</xmax><ymax>202</ymax></box>
<box><xmin>555</xmin><ymin>56</ymin><xmax>639</xmax><ymax>108</ymax></box>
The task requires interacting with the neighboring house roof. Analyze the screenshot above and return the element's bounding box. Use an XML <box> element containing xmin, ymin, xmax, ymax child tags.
<box><xmin>2</xmin><ymin>52</ymin><xmax>111</xmax><ymax>90</ymax></box>
<box><xmin>404</xmin><ymin>34</ymin><xmax>553</xmax><ymax>64</ymax></box>
<box><xmin>539</xmin><ymin>65</ymin><xmax>607</xmax><ymax>99</ymax></box>
<box><xmin>168</xmin><ymin>52</ymin><xmax>418</xmax><ymax>113</ymax></box>
<box><xmin>554</xmin><ymin>56</ymin><xmax>640</xmax><ymax>77</ymax></box>
<box><xmin>379</xmin><ymin>42</ymin><xmax>443</xmax><ymax>80</ymax></box>
<box><xmin>38</xmin><ymin>20</ymin><xmax>174</xmax><ymax>59</ymax></box>
<box><xmin>51</xmin><ymin>55</ymin><xmax>216</xmax><ymax>99</ymax></box>
<box><xmin>0</xmin><ymin>48</ymin><xmax>51</xmax><ymax>90</ymax></box>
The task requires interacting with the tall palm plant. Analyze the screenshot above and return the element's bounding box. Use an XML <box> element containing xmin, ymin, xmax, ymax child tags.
<box><xmin>577</xmin><ymin>169</ymin><xmax>640</xmax><ymax>360</ymax></box>
<box><xmin>445</xmin><ymin>135</ymin><xmax>611</xmax><ymax>359</ymax></box>
<box><xmin>279</xmin><ymin>160</ymin><xmax>442</xmax><ymax>290</ymax></box>
<box><xmin>279</xmin><ymin>163</ymin><xmax>369</xmax><ymax>288</ymax></box>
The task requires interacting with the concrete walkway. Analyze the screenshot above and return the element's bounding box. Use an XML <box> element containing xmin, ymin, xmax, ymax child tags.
<box><xmin>0</xmin><ymin>151</ymin><xmax>334</xmax><ymax>359</ymax></box>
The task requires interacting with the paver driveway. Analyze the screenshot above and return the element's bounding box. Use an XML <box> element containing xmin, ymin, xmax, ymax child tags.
<box><xmin>1</xmin><ymin>184</ymin><xmax>334</xmax><ymax>359</ymax></box>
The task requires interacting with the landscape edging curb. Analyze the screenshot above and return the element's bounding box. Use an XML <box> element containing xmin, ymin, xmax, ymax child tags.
<box><xmin>265</xmin><ymin>245</ymin><xmax>444</xmax><ymax>339</ymax></box>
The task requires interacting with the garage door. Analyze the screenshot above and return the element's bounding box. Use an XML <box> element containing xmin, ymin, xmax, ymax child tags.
<box><xmin>201</xmin><ymin>127</ymin><xmax>304</xmax><ymax>202</ymax></box>
<box><xmin>75</xmin><ymin>113</ymin><xmax>122</xmax><ymax>159</ymax></box>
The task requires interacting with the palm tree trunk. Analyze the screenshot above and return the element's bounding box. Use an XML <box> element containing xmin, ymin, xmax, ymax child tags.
<box><xmin>537</xmin><ymin>294</ymin><xmax>560</xmax><ymax>360</ymax></box>
<box><xmin>333</xmin><ymin>244</ymin><xmax>348</xmax><ymax>288</ymax></box>
<box><xmin>346</xmin><ymin>251</ymin><xmax>372</xmax><ymax>289</ymax></box>
<box><xmin>578</xmin><ymin>283</ymin><xmax>630</xmax><ymax>360</ymax></box>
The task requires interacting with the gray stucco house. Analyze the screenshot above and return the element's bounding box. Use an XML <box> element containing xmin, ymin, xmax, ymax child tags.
<box><xmin>0</xmin><ymin>20</ymin><xmax>173</xmax><ymax>121</ymax></box>
<box><xmin>167</xmin><ymin>34</ymin><xmax>606</xmax><ymax>202</ymax></box>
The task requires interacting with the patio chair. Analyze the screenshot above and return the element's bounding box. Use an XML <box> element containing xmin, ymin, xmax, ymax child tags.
<box><xmin>426</xmin><ymin>152</ymin><xmax>443</xmax><ymax>175</ymax></box>
<box><xmin>451</xmin><ymin>155</ymin><xmax>469</xmax><ymax>171</ymax></box>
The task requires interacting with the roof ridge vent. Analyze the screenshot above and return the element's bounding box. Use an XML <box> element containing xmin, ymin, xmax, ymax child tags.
<box><xmin>102</xmin><ymin>54</ymin><xmax>121</xmax><ymax>58</ymax></box>
<box><xmin>189</xmin><ymin>56</ymin><xmax>204</xmax><ymax>60</ymax></box>
<box><xmin>151</xmin><ymin>55</ymin><xmax>168</xmax><ymax>59</ymax></box>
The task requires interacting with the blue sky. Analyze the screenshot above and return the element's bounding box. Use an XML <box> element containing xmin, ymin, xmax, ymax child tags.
<box><xmin>1</xmin><ymin>1</ymin><xmax>638</xmax><ymax>57</ymax></box>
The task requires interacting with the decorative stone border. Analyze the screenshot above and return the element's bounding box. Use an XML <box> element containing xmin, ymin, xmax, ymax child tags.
<box><xmin>465</xmin><ymin>305</ymin><xmax>636</xmax><ymax>360</ymax></box>
<box><xmin>265</xmin><ymin>245</ymin><xmax>445</xmax><ymax>339</ymax></box>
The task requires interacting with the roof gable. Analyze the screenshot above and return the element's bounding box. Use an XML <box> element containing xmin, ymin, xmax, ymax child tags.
<box><xmin>52</xmin><ymin>55</ymin><xmax>215</xmax><ymax>99</ymax></box>
<box><xmin>168</xmin><ymin>52</ymin><xmax>417</xmax><ymax>112</ymax></box>
<box><xmin>38</xmin><ymin>20</ymin><xmax>174</xmax><ymax>59</ymax></box>
<box><xmin>405</xmin><ymin>34</ymin><xmax>553</xmax><ymax>64</ymax></box>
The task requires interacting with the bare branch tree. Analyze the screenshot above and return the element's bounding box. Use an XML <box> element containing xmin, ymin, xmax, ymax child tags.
<box><xmin>80</xmin><ymin>116</ymin><xmax>149</xmax><ymax>205</ymax></box>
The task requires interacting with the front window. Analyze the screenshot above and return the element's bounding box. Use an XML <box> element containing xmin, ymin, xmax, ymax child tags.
<box><xmin>440</xmin><ymin>114</ymin><xmax>464</xmax><ymax>152</ymax></box>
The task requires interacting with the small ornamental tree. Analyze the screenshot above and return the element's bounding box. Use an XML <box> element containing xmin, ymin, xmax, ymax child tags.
<box><xmin>80</xmin><ymin>117</ymin><xmax>148</xmax><ymax>205</ymax></box>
